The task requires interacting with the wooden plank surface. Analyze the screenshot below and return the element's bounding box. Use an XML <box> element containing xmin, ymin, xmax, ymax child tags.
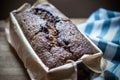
<box><xmin>0</xmin><ymin>21</ymin><xmax>30</xmax><ymax>80</ymax></box>
<box><xmin>0</xmin><ymin>19</ymin><xmax>86</xmax><ymax>80</ymax></box>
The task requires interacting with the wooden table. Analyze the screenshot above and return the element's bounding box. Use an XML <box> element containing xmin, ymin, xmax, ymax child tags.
<box><xmin>0</xmin><ymin>20</ymin><xmax>30</xmax><ymax>80</ymax></box>
<box><xmin>0</xmin><ymin>19</ymin><xmax>86</xmax><ymax>80</ymax></box>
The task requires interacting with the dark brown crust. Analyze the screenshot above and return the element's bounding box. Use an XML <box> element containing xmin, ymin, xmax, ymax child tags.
<box><xmin>15</xmin><ymin>4</ymin><xmax>98</xmax><ymax>69</ymax></box>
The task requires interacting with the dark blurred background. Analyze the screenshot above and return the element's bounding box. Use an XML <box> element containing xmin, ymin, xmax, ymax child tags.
<box><xmin>0</xmin><ymin>0</ymin><xmax>120</xmax><ymax>20</ymax></box>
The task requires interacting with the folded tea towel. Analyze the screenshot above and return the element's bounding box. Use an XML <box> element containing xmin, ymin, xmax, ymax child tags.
<box><xmin>77</xmin><ymin>8</ymin><xmax>120</xmax><ymax>80</ymax></box>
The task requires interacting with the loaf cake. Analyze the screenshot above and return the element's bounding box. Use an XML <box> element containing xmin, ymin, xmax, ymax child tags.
<box><xmin>15</xmin><ymin>4</ymin><xmax>98</xmax><ymax>69</ymax></box>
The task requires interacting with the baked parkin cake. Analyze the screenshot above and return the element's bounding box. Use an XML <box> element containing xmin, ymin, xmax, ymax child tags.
<box><xmin>15</xmin><ymin>4</ymin><xmax>98</xmax><ymax>69</ymax></box>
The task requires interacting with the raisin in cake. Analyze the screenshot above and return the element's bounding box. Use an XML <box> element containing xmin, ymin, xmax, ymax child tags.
<box><xmin>15</xmin><ymin>4</ymin><xmax>98</xmax><ymax>69</ymax></box>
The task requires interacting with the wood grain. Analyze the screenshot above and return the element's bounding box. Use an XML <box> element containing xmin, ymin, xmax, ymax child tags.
<box><xmin>0</xmin><ymin>21</ymin><xmax>30</xmax><ymax>80</ymax></box>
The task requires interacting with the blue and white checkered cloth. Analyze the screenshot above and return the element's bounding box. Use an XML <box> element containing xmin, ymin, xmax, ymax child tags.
<box><xmin>77</xmin><ymin>8</ymin><xmax>120</xmax><ymax>80</ymax></box>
